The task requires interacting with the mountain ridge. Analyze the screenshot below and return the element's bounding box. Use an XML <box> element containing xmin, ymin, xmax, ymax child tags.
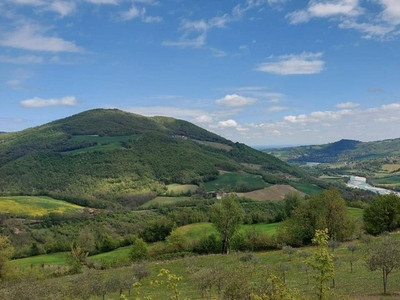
<box><xmin>0</xmin><ymin>109</ymin><xmax>304</xmax><ymax>208</ymax></box>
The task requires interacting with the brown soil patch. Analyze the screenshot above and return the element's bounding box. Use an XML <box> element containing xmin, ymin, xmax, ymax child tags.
<box><xmin>238</xmin><ymin>184</ymin><xmax>304</xmax><ymax>201</ymax></box>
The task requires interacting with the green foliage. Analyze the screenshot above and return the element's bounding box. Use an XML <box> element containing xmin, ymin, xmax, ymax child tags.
<box><xmin>140</xmin><ymin>217</ymin><xmax>176</xmax><ymax>243</ymax></box>
<box><xmin>283</xmin><ymin>192</ymin><xmax>303</xmax><ymax>218</ymax></box>
<box><xmin>66</xmin><ymin>245</ymin><xmax>88</xmax><ymax>274</ymax></box>
<box><xmin>365</xmin><ymin>237</ymin><xmax>400</xmax><ymax>295</ymax></box>
<box><xmin>0</xmin><ymin>235</ymin><xmax>13</xmax><ymax>279</ymax></box>
<box><xmin>306</xmin><ymin>229</ymin><xmax>335</xmax><ymax>300</ymax></box>
<box><xmin>250</xmin><ymin>274</ymin><xmax>307</xmax><ymax>300</ymax></box>
<box><xmin>363</xmin><ymin>194</ymin><xmax>400</xmax><ymax>235</ymax></box>
<box><xmin>210</xmin><ymin>194</ymin><xmax>244</xmax><ymax>254</ymax></box>
<box><xmin>129</xmin><ymin>238</ymin><xmax>148</xmax><ymax>262</ymax></box>
<box><xmin>278</xmin><ymin>189</ymin><xmax>355</xmax><ymax>246</ymax></box>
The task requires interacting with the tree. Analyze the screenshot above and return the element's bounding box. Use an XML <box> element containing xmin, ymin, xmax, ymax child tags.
<box><xmin>283</xmin><ymin>191</ymin><xmax>303</xmax><ymax>218</ymax></box>
<box><xmin>66</xmin><ymin>245</ymin><xmax>88</xmax><ymax>274</ymax></box>
<box><xmin>140</xmin><ymin>217</ymin><xmax>175</xmax><ymax>243</ymax></box>
<box><xmin>210</xmin><ymin>194</ymin><xmax>243</xmax><ymax>254</ymax></box>
<box><xmin>129</xmin><ymin>237</ymin><xmax>147</xmax><ymax>262</ymax></box>
<box><xmin>166</xmin><ymin>229</ymin><xmax>188</xmax><ymax>252</ymax></box>
<box><xmin>306</xmin><ymin>229</ymin><xmax>334</xmax><ymax>300</ymax></box>
<box><xmin>347</xmin><ymin>244</ymin><xmax>359</xmax><ymax>273</ymax></box>
<box><xmin>77</xmin><ymin>226</ymin><xmax>96</xmax><ymax>254</ymax></box>
<box><xmin>278</xmin><ymin>189</ymin><xmax>354</xmax><ymax>246</ymax></box>
<box><xmin>365</xmin><ymin>237</ymin><xmax>400</xmax><ymax>295</ymax></box>
<box><xmin>363</xmin><ymin>194</ymin><xmax>400</xmax><ymax>235</ymax></box>
<box><xmin>0</xmin><ymin>235</ymin><xmax>13</xmax><ymax>279</ymax></box>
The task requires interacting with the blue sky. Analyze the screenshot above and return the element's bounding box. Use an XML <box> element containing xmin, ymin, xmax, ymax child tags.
<box><xmin>1</xmin><ymin>0</ymin><xmax>400</xmax><ymax>146</ymax></box>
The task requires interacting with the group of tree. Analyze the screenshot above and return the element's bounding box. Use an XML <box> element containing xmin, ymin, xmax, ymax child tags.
<box><xmin>278</xmin><ymin>189</ymin><xmax>355</xmax><ymax>246</ymax></box>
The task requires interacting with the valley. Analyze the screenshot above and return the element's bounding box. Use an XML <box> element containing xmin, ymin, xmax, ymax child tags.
<box><xmin>0</xmin><ymin>109</ymin><xmax>400</xmax><ymax>299</ymax></box>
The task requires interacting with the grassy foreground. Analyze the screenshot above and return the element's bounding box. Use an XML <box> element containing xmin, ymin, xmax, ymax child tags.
<box><xmin>10</xmin><ymin>234</ymin><xmax>400</xmax><ymax>299</ymax></box>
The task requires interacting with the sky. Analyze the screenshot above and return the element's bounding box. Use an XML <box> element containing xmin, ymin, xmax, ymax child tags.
<box><xmin>1</xmin><ymin>0</ymin><xmax>400</xmax><ymax>147</ymax></box>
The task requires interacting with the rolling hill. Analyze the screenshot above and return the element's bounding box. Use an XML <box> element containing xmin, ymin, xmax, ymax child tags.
<box><xmin>266</xmin><ymin>138</ymin><xmax>400</xmax><ymax>163</ymax></box>
<box><xmin>0</xmin><ymin>109</ymin><xmax>305</xmax><ymax>208</ymax></box>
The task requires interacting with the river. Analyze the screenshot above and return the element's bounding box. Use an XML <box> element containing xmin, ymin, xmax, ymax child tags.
<box><xmin>346</xmin><ymin>176</ymin><xmax>400</xmax><ymax>196</ymax></box>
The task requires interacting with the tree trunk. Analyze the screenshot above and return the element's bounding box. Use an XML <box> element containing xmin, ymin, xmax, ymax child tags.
<box><xmin>383</xmin><ymin>269</ymin><xmax>387</xmax><ymax>295</ymax></box>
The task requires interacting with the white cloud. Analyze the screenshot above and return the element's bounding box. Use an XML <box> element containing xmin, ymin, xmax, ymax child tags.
<box><xmin>125</xmin><ymin>106</ymin><xmax>207</xmax><ymax>119</ymax></box>
<box><xmin>216</xmin><ymin>94</ymin><xmax>257</xmax><ymax>107</ymax></box>
<box><xmin>6</xmin><ymin>80</ymin><xmax>24</xmax><ymax>90</ymax></box>
<box><xmin>121</xmin><ymin>5</ymin><xmax>145</xmax><ymax>20</ymax></box>
<box><xmin>218</xmin><ymin>119</ymin><xmax>238</xmax><ymax>128</ymax></box>
<box><xmin>0</xmin><ymin>55</ymin><xmax>43</xmax><ymax>64</ymax></box>
<box><xmin>0</xmin><ymin>24</ymin><xmax>82</xmax><ymax>52</ymax></box>
<box><xmin>338</xmin><ymin>20</ymin><xmax>395</xmax><ymax>39</ymax></box>
<box><xmin>256</xmin><ymin>52</ymin><xmax>325</xmax><ymax>75</ymax></box>
<box><xmin>336</xmin><ymin>102</ymin><xmax>359</xmax><ymax>108</ymax></box>
<box><xmin>164</xmin><ymin>0</ymin><xmax>269</xmax><ymax>49</ymax></box>
<box><xmin>143</xmin><ymin>16</ymin><xmax>162</xmax><ymax>23</ymax></box>
<box><xmin>120</xmin><ymin>4</ymin><xmax>162</xmax><ymax>22</ymax></box>
<box><xmin>85</xmin><ymin>0</ymin><xmax>118</xmax><ymax>4</ymax></box>
<box><xmin>267</xmin><ymin>106</ymin><xmax>290</xmax><ymax>112</ymax></box>
<box><xmin>286</xmin><ymin>0</ymin><xmax>363</xmax><ymax>24</ymax></box>
<box><xmin>20</xmin><ymin>96</ymin><xmax>79</xmax><ymax>107</ymax></box>
<box><xmin>380</xmin><ymin>0</ymin><xmax>400</xmax><ymax>25</ymax></box>
<box><xmin>48</xmin><ymin>1</ymin><xmax>76</xmax><ymax>17</ymax></box>
<box><xmin>132</xmin><ymin>0</ymin><xmax>159</xmax><ymax>5</ymax></box>
<box><xmin>194</xmin><ymin>115</ymin><xmax>213</xmax><ymax>123</ymax></box>
<box><xmin>162</xmin><ymin>33</ymin><xmax>206</xmax><ymax>48</ymax></box>
<box><xmin>7</xmin><ymin>0</ymin><xmax>45</xmax><ymax>6</ymax></box>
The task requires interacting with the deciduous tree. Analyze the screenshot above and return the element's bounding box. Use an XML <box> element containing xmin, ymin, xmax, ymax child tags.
<box><xmin>210</xmin><ymin>194</ymin><xmax>243</xmax><ymax>254</ymax></box>
<box><xmin>363</xmin><ymin>194</ymin><xmax>400</xmax><ymax>235</ymax></box>
<box><xmin>365</xmin><ymin>237</ymin><xmax>400</xmax><ymax>295</ymax></box>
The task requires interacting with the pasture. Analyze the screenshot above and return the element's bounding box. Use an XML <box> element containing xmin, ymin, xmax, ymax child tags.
<box><xmin>290</xmin><ymin>182</ymin><xmax>323</xmax><ymax>195</ymax></box>
<box><xmin>0</xmin><ymin>196</ymin><xmax>83</xmax><ymax>217</ymax></box>
<box><xmin>140</xmin><ymin>196</ymin><xmax>191</xmax><ymax>208</ymax></box>
<box><xmin>203</xmin><ymin>172</ymin><xmax>270</xmax><ymax>192</ymax></box>
<box><xmin>166</xmin><ymin>184</ymin><xmax>198</xmax><ymax>194</ymax></box>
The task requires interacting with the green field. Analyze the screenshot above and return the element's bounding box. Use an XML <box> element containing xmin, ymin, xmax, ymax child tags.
<box><xmin>203</xmin><ymin>172</ymin><xmax>269</xmax><ymax>192</ymax></box>
<box><xmin>371</xmin><ymin>175</ymin><xmax>400</xmax><ymax>188</ymax></box>
<box><xmin>140</xmin><ymin>196</ymin><xmax>191</xmax><ymax>208</ymax></box>
<box><xmin>290</xmin><ymin>182</ymin><xmax>323</xmax><ymax>195</ymax></box>
<box><xmin>0</xmin><ymin>196</ymin><xmax>84</xmax><ymax>217</ymax></box>
<box><xmin>66</xmin><ymin>135</ymin><xmax>139</xmax><ymax>154</ymax></box>
<box><xmin>166</xmin><ymin>184</ymin><xmax>198</xmax><ymax>194</ymax></box>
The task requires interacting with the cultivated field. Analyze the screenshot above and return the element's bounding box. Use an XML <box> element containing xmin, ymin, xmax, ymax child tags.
<box><xmin>237</xmin><ymin>184</ymin><xmax>304</xmax><ymax>201</ymax></box>
<box><xmin>0</xmin><ymin>196</ymin><xmax>83</xmax><ymax>217</ymax></box>
<box><xmin>203</xmin><ymin>172</ymin><xmax>270</xmax><ymax>192</ymax></box>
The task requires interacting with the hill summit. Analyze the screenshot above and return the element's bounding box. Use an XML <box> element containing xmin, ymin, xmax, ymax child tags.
<box><xmin>0</xmin><ymin>109</ymin><xmax>303</xmax><ymax>208</ymax></box>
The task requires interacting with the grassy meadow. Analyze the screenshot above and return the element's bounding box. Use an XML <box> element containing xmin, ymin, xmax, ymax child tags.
<box><xmin>139</xmin><ymin>196</ymin><xmax>191</xmax><ymax>208</ymax></box>
<box><xmin>10</xmin><ymin>234</ymin><xmax>400</xmax><ymax>299</ymax></box>
<box><xmin>0</xmin><ymin>196</ymin><xmax>83</xmax><ymax>217</ymax></box>
<box><xmin>203</xmin><ymin>172</ymin><xmax>270</xmax><ymax>192</ymax></box>
<box><xmin>290</xmin><ymin>182</ymin><xmax>324</xmax><ymax>195</ymax></box>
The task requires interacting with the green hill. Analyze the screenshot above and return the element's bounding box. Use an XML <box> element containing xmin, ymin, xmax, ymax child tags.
<box><xmin>267</xmin><ymin>138</ymin><xmax>400</xmax><ymax>163</ymax></box>
<box><xmin>0</xmin><ymin>109</ymin><xmax>303</xmax><ymax>208</ymax></box>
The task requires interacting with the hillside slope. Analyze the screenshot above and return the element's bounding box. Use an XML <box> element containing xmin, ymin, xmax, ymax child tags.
<box><xmin>267</xmin><ymin>138</ymin><xmax>400</xmax><ymax>163</ymax></box>
<box><xmin>0</xmin><ymin>109</ymin><xmax>304</xmax><ymax>208</ymax></box>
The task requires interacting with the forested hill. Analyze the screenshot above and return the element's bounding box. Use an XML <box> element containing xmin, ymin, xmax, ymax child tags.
<box><xmin>0</xmin><ymin>109</ymin><xmax>304</xmax><ymax>208</ymax></box>
<box><xmin>267</xmin><ymin>138</ymin><xmax>400</xmax><ymax>163</ymax></box>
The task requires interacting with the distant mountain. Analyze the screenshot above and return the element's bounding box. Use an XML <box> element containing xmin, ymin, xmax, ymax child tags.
<box><xmin>267</xmin><ymin>138</ymin><xmax>400</xmax><ymax>163</ymax></box>
<box><xmin>0</xmin><ymin>109</ymin><xmax>304</xmax><ymax>208</ymax></box>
